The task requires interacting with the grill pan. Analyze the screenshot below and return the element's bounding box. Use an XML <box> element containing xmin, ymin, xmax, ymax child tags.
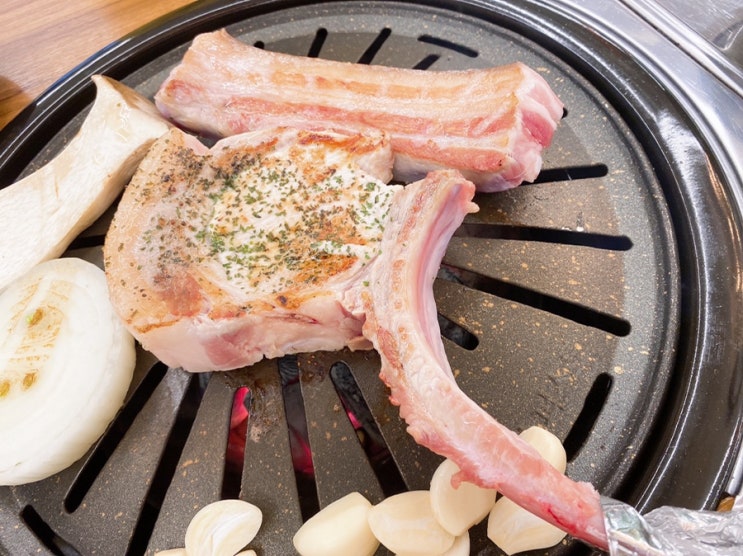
<box><xmin>1</xmin><ymin>0</ymin><xmax>742</xmax><ymax>554</ymax></box>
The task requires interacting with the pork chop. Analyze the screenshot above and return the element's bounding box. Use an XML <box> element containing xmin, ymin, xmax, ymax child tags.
<box><xmin>104</xmin><ymin>126</ymin><xmax>397</xmax><ymax>372</ymax></box>
<box><xmin>154</xmin><ymin>29</ymin><xmax>564</xmax><ymax>192</ymax></box>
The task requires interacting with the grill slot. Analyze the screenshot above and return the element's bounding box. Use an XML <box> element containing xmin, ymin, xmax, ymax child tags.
<box><xmin>63</xmin><ymin>361</ymin><xmax>169</xmax><ymax>514</ymax></box>
<box><xmin>330</xmin><ymin>362</ymin><xmax>408</xmax><ymax>497</ymax></box>
<box><xmin>307</xmin><ymin>27</ymin><xmax>328</xmax><ymax>57</ymax></box>
<box><xmin>438</xmin><ymin>311</ymin><xmax>480</xmax><ymax>349</ymax></box>
<box><xmin>417</xmin><ymin>34</ymin><xmax>479</xmax><ymax>57</ymax></box>
<box><xmin>358</xmin><ymin>27</ymin><xmax>393</xmax><ymax>63</ymax></box>
<box><xmin>563</xmin><ymin>372</ymin><xmax>615</xmax><ymax>461</ymax></box>
<box><xmin>127</xmin><ymin>374</ymin><xmax>206</xmax><ymax>555</ymax></box>
<box><xmin>280</xmin><ymin>355</ymin><xmax>320</xmax><ymax>522</ymax></box>
<box><xmin>533</xmin><ymin>163</ymin><xmax>609</xmax><ymax>183</ymax></box>
<box><xmin>454</xmin><ymin>223</ymin><xmax>633</xmax><ymax>251</ymax></box>
<box><xmin>20</xmin><ymin>505</ymin><xmax>78</xmax><ymax>556</ymax></box>
<box><xmin>223</xmin><ymin>386</ymin><xmax>251</xmax><ymax>499</ymax></box>
<box><xmin>412</xmin><ymin>53</ymin><xmax>441</xmax><ymax>70</ymax></box>
<box><xmin>439</xmin><ymin>266</ymin><xmax>632</xmax><ymax>336</ymax></box>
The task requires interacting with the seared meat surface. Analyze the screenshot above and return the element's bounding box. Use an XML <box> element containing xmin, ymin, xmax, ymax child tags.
<box><xmin>105</xmin><ymin>126</ymin><xmax>397</xmax><ymax>371</ymax></box>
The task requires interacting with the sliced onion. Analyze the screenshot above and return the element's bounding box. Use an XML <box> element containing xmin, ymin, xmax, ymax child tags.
<box><xmin>0</xmin><ymin>258</ymin><xmax>135</xmax><ymax>485</ymax></box>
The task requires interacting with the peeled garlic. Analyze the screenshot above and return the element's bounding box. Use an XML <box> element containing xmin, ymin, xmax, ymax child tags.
<box><xmin>429</xmin><ymin>458</ymin><xmax>497</xmax><ymax>535</ymax></box>
<box><xmin>368</xmin><ymin>490</ymin><xmax>455</xmax><ymax>556</ymax></box>
<box><xmin>519</xmin><ymin>426</ymin><xmax>567</xmax><ymax>473</ymax></box>
<box><xmin>293</xmin><ymin>491</ymin><xmax>378</xmax><ymax>556</ymax></box>
<box><xmin>397</xmin><ymin>530</ymin><xmax>469</xmax><ymax>556</ymax></box>
<box><xmin>0</xmin><ymin>258</ymin><xmax>135</xmax><ymax>485</ymax></box>
<box><xmin>184</xmin><ymin>499</ymin><xmax>262</xmax><ymax>556</ymax></box>
<box><xmin>488</xmin><ymin>496</ymin><xmax>567</xmax><ymax>555</ymax></box>
<box><xmin>443</xmin><ymin>531</ymin><xmax>470</xmax><ymax>556</ymax></box>
<box><xmin>487</xmin><ymin>426</ymin><xmax>568</xmax><ymax>554</ymax></box>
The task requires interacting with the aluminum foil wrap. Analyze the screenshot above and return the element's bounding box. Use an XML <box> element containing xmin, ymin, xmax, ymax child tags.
<box><xmin>602</xmin><ymin>496</ymin><xmax>743</xmax><ymax>555</ymax></box>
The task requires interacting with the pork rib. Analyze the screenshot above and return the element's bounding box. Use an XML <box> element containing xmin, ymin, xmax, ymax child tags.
<box><xmin>154</xmin><ymin>29</ymin><xmax>564</xmax><ymax>192</ymax></box>
<box><xmin>356</xmin><ymin>169</ymin><xmax>609</xmax><ymax>550</ymax></box>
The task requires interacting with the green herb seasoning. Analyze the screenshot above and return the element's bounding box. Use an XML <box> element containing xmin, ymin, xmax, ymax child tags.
<box><xmin>139</xmin><ymin>132</ymin><xmax>399</xmax><ymax>296</ymax></box>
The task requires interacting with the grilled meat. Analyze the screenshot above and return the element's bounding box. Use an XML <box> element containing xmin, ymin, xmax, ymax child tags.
<box><xmin>104</xmin><ymin>124</ymin><xmax>607</xmax><ymax>549</ymax></box>
<box><xmin>104</xmin><ymin>126</ymin><xmax>396</xmax><ymax>371</ymax></box>
<box><xmin>355</xmin><ymin>171</ymin><xmax>608</xmax><ymax>549</ymax></box>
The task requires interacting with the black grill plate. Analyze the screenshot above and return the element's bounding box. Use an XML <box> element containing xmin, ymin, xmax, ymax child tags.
<box><xmin>1</xmin><ymin>1</ymin><xmax>741</xmax><ymax>555</ymax></box>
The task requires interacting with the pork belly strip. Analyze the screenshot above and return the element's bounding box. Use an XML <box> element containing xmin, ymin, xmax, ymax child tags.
<box><xmin>104</xmin><ymin>126</ymin><xmax>397</xmax><ymax>372</ymax></box>
<box><xmin>357</xmin><ymin>170</ymin><xmax>609</xmax><ymax>549</ymax></box>
<box><xmin>154</xmin><ymin>29</ymin><xmax>564</xmax><ymax>192</ymax></box>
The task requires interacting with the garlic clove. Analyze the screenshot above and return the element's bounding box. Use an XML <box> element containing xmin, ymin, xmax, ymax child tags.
<box><xmin>487</xmin><ymin>496</ymin><xmax>567</xmax><ymax>555</ymax></box>
<box><xmin>292</xmin><ymin>491</ymin><xmax>378</xmax><ymax>556</ymax></box>
<box><xmin>487</xmin><ymin>426</ymin><xmax>568</xmax><ymax>554</ymax></box>
<box><xmin>184</xmin><ymin>499</ymin><xmax>262</xmax><ymax>556</ymax></box>
<box><xmin>429</xmin><ymin>458</ymin><xmax>497</xmax><ymax>536</ymax></box>
<box><xmin>519</xmin><ymin>426</ymin><xmax>567</xmax><ymax>473</ymax></box>
<box><xmin>368</xmin><ymin>490</ymin><xmax>455</xmax><ymax>556</ymax></box>
<box><xmin>397</xmin><ymin>530</ymin><xmax>469</xmax><ymax>556</ymax></box>
<box><xmin>442</xmin><ymin>530</ymin><xmax>470</xmax><ymax>556</ymax></box>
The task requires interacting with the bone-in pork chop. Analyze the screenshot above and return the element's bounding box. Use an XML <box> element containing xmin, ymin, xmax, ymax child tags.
<box><xmin>154</xmin><ymin>30</ymin><xmax>564</xmax><ymax>192</ymax></box>
<box><xmin>104</xmin><ymin>127</ymin><xmax>609</xmax><ymax>549</ymax></box>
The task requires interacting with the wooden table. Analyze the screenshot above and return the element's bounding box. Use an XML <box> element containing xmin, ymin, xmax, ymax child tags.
<box><xmin>0</xmin><ymin>0</ymin><xmax>198</xmax><ymax>131</ymax></box>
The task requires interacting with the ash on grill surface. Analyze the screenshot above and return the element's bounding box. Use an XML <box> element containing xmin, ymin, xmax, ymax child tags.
<box><xmin>1</xmin><ymin>1</ymin><xmax>742</xmax><ymax>555</ymax></box>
